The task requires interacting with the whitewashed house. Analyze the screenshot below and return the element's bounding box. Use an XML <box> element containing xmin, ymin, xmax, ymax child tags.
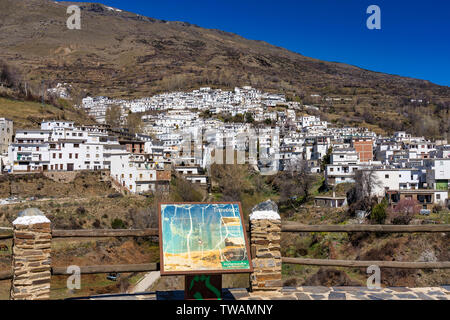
<box><xmin>110</xmin><ymin>153</ymin><xmax>157</xmax><ymax>194</ymax></box>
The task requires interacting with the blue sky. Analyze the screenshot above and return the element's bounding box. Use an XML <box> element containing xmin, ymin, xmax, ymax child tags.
<box><xmin>65</xmin><ymin>0</ymin><xmax>449</xmax><ymax>86</ymax></box>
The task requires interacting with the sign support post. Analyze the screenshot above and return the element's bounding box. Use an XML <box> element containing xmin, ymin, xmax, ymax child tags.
<box><xmin>159</xmin><ymin>202</ymin><xmax>253</xmax><ymax>300</ymax></box>
<box><xmin>184</xmin><ymin>274</ymin><xmax>222</xmax><ymax>300</ymax></box>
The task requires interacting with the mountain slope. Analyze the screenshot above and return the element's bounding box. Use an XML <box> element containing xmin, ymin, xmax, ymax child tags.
<box><xmin>0</xmin><ymin>0</ymin><xmax>448</xmax><ymax>137</ymax></box>
<box><xmin>0</xmin><ymin>0</ymin><xmax>448</xmax><ymax>98</ymax></box>
<box><xmin>0</xmin><ymin>95</ymin><xmax>96</xmax><ymax>128</ymax></box>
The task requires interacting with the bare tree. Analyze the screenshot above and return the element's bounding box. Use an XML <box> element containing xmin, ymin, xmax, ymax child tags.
<box><xmin>128</xmin><ymin>207</ymin><xmax>157</xmax><ymax>229</ymax></box>
<box><xmin>105</xmin><ymin>104</ymin><xmax>122</xmax><ymax>128</ymax></box>
<box><xmin>287</xmin><ymin>158</ymin><xmax>315</xmax><ymax>200</ymax></box>
<box><xmin>0</xmin><ymin>60</ymin><xmax>19</xmax><ymax>88</ymax></box>
<box><xmin>173</xmin><ymin>173</ymin><xmax>204</xmax><ymax>202</ymax></box>
<box><xmin>210</xmin><ymin>164</ymin><xmax>251</xmax><ymax>201</ymax></box>
<box><xmin>388</xmin><ymin>199</ymin><xmax>421</xmax><ymax>225</ymax></box>
<box><xmin>358</xmin><ymin>169</ymin><xmax>382</xmax><ymax>199</ymax></box>
<box><xmin>347</xmin><ymin>169</ymin><xmax>382</xmax><ymax>214</ymax></box>
<box><xmin>273</xmin><ymin>158</ymin><xmax>315</xmax><ymax>209</ymax></box>
<box><xmin>126</xmin><ymin>112</ymin><xmax>143</xmax><ymax>134</ymax></box>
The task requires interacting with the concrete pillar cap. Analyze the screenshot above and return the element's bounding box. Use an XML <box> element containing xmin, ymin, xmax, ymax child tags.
<box><xmin>249</xmin><ymin>199</ymin><xmax>281</xmax><ymax>220</ymax></box>
<box><xmin>13</xmin><ymin>208</ymin><xmax>50</xmax><ymax>225</ymax></box>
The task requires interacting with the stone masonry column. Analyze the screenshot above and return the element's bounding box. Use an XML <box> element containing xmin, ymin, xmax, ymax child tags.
<box><xmin>10</xmin><ymin>208</ymin><xmax>52</xmax><ymax>300</ymax></box>
<box><xmin>249</xmin><ymin>200</ymin><xmax>282</xmax><ymax>291</ymax></box>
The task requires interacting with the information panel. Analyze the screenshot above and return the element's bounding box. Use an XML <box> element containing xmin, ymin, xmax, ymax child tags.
<box><xmin>159</xmin><ymin>202</ymin><xmax>252</xmax><ymax>275</ymax></box>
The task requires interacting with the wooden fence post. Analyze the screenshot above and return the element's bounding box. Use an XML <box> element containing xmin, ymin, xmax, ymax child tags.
<box><xmin>10</xmin><ymin>208</ymin><xmax>52</xmax><ymax>300</ymax></box>
<box><xmin>249</xmin><ymin>200</ymin><xmax>282</xmax><ymax>291</ymax></box>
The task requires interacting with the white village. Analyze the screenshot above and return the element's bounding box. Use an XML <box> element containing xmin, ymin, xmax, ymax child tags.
<box><xmin>1</xmin><ymin>85</ymin><xmax>448</xmax><ymax>210</ymax></box>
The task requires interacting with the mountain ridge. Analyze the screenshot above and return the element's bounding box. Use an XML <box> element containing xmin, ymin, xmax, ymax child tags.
<box><xmin>0</xmin><ymin>0</ymin><xmax>448</xmax><ymax>97</ymax></box>
<box><xmin>0</xmin><ymin>0</ymin><xmax>449</xmax><ymax>138</ymax></box>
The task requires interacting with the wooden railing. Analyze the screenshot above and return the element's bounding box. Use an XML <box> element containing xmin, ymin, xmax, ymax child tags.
<box><xmin>281</xmin><ymin>223</ymin><xmax>450</xmax><ymax>269</ymax></box>
<box><xmin>52</xmin><ymin>263</ymin><xmax>159</xmax><ymax>275</ymax></box>
<box><xmin>0</xmin><ymin>234</ymin><xmax>12</xmax><ymax>240</ymax></box>
<box><xmin>52</xmin><ymin>228</ymin><xmax>159</xmax><ymax>238</ymax></box>
<box><xmin>1</xmin><ymin>223</ymin><xmax>450</xmax><ymax>282</ymax></box>
<box><xmin>281</xmin><ymin>223</ymin><xmax>450</xmax><ymax>233</ymax></box>
<box><xmin>0</xmin><ymin>271</ymin><xmax>12</xmax><ymax>281</ymax></box>
<box><xmin>0</xmin><ymin>228</ymin><xmax>160</xmax><ymax>281</ymax></box>
<box><xmin>281</xmin><ymin>258</ymin><xmax>450</xmax><ymax>269</ymax></box>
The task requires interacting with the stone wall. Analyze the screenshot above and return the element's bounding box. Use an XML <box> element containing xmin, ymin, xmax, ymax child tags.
<box><xmin>10</xmin><ymin>208</ymin><xmax>52</xmax><ymax>300</ymax></box>
<box><xmin>43</xmin><ymin>171</ymin><xmax>78</xmax><ymax>183</ymax></box>
<box><xmin>249</xmin><ymin>200</ymin><xmax>282</xmax><ymax>291</ymax></box>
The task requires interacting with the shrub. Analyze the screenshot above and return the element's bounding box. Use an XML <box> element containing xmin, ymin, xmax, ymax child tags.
<box><xmin>111</xmin><ymin>218</ymin><xmax>127</xmax><ymax>229</ymax></box>
<box><xmin>388</xmin><ymin>199</ymin><xmax>420</xmax><ymax>225</ymax></box>
<box><xmin>370</xmin><ymin>201</ymin><xmax>387</xmax><ymax>224</ymax></box>
<box><xmin>303</xmin><ymin>267</ymin><xmax>362</xmax><ymax>286</ymax></box>
<box><xmin>107</xmin><ymin>193</ymin><xmax>123</xmax><ymax>199</ymax></box>
<box><xmin>174</xmin><ymin>177</ymin><xmax>203</xmax><ymax>202</ymax></box>
<box><xmin>127</xmin><ymin>207</ymin><xmax>158</xmax><ymax>229</ymax></box>
<box><xmin>432</xmin><ymin>204</ymin><xmax>443</xmax><ymax>213</ymax></box>
<box><xmin>76</xmin><ymin>206</ymin><xmax>87</xmax><ymax>215</ymax></box>
<box><xmin>0</xmin><ymin>60</ymin><xmax>19</xmax><ymax>87</ymax></box>
<box><xmin>283</xmin><ymin>278</ymin><xmax>297</xmax><ymax>286</ymax></box>
<box><xmin>67</xmin><ymin>216</ymin><xmax>82</xmax><ymax>229</ymax></box>
<box><xmin>92</xmin><ymin>219</ymin><xmax>101</xmax><ymax>229</ymax></box>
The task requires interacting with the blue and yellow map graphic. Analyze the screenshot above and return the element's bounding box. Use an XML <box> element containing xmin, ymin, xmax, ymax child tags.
<box><xmin>160</xmin><ymin>203</ymin><xmax>250</xmax><ymax>272</ymax></box>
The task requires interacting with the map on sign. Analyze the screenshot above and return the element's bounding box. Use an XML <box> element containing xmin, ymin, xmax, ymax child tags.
<box><xmin>159</xmin><ymin>203</ymin><xmax>252</xmax><ymax>274</ymax></box>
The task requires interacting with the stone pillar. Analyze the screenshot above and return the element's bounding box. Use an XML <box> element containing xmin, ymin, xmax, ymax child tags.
<box><xmin>10</xmin><ymin>208</ymin><xmax>52</xmax><ymax>300</ymax></box>
<box><xmin>249</xmin><ymin>200</ymin><xmax>282</xmax><ymax>291</ymax></box>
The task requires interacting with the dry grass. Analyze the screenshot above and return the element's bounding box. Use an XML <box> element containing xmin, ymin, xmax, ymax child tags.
<box><xmin>0</xmin><ymin>97</ymin><xmax>94</xmax><ymax>128</ymax></box>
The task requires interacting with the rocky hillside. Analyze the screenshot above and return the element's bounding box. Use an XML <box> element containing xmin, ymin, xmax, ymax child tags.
<box><xmin>0</xmin><ymin>0</ymin><xmax>448</xmax><ymax>137</ymax></box>
<box><xmin>0</xmin><ymin>0</ymin><xmax>448</xmax><ymax>98</ymax></box>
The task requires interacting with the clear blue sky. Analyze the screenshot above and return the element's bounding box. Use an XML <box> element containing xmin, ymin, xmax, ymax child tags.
<box><xmin>66</xmin><ymin>0</ymin><xmax>450</xmax><ymax>86</ymax></box>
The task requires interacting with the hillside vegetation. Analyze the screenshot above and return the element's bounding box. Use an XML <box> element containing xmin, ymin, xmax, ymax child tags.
<box><xmin>0</xmin><ymin>59</ymin><xmax>95</xmax><ymax>128</ymax></box>
<box><xmin>0</xmin><ymin>96</ymin><xmax>94</xmax><ymax>128</ymax></box>
<box><xmin>0</xmin><ymin>169</ymin><xmax>448</xmax><ymax>296</ymax></box>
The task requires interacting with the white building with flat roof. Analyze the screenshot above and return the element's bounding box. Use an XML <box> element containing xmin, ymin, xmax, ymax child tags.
<box><xmin>8</xmin><ymin>121</ymin><xmax>124</xmax><ymax>173</ymax></box>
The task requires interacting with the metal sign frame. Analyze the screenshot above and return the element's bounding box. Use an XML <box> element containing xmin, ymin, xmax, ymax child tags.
<box><xmin>158</xmin><ymin>202</ymin><xmax>253</xmax><ymax>275</ymax></box>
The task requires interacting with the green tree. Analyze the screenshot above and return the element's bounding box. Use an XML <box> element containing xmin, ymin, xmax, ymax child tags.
<box><xmin>245</xmin><ymin>112</ymin><xmax>255</xmax><ymax>123</ymax></box>
<box><xmin>232</xmin><ymin>114</ymin><xmax>244</xmax><ymax>123</ymax></box>
<box><xmin>370</xmin><ymin>199</ymin><xmax>387</xmax><ymax>224</ymax></box>
<box><xmin>111</xmin><ymin>218</ymin><xmax>127</xmax><ymax>229</ymax></box>
<box><xmin>201</xmin><ymin>110</ymin><xmax>212</xmax><ymax>118</ymax></box>
<box><xmin>320</xmin><ymin>147</ymin><xmax>333</xmax><ymax>172</ymax></box>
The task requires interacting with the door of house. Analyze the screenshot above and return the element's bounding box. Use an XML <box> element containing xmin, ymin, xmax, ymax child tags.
<box><xmin>67</xmin><ymin>163</ymin><xmax>74</xmax><ymax>171</ymax></box>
